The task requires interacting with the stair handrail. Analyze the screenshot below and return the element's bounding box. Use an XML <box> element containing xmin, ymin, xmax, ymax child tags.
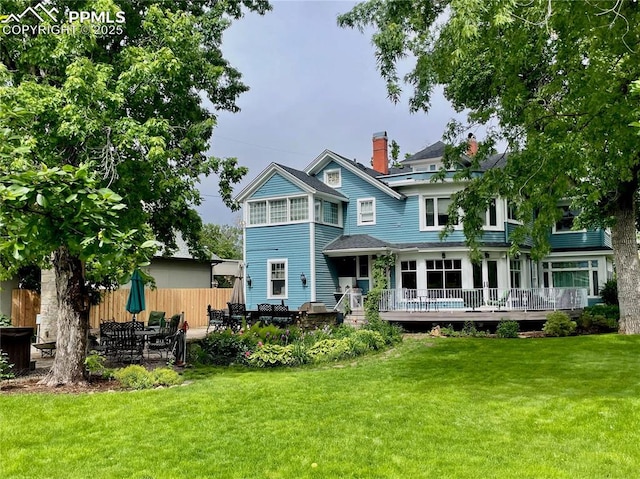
<box><xmin>333</xmin><ymin>286</ymin><xmax>352</xmax><ymax>313</ymax></box>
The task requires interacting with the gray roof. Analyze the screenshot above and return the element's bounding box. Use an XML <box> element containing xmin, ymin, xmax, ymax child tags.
<box><xmin>478</xmin><ymin>153</ymin><xmax>508</xmax><ymax>171</ymax></box>
<box><xmin>324</xmin><ymin>237</ymin><xmax>515</xmax><ymax>253</ymax></box>
<box><xmin>276</xmin><ymin>163</ymin><xmax>347</xmax><ymax>199</ymax></box>
<box><xmin>323</xmin><ymin>235</ymin><xmax>393</xmax><ymax>252</ymax></box>
<box><xmin>403</xmin><ymin>141</ymin><xmax>446</xmax><ymax>162</ymax></box>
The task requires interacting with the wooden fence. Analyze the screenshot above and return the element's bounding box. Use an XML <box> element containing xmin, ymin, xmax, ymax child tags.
<box><xmin>10</xmin><ymin>289</ymin><xmax>41</xmax><ymax>328</ymax></box>
<box><xmin>10</xmin><ymin>288</ymin><xmax>233</xmax><ymax>330</ymax></box>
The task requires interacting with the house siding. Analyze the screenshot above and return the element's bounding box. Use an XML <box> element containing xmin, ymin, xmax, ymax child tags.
<box><xmin>251</xmin><ymin>172</ymin><xmax>305</xmax><ymax>199</ymax></box>
<box><xmin>245</xmin><ymin>223</ymin><xmax>311</xmax><ymax>310</ymax></box>
<box><xmin>314</xmin><ymin>224</ymin><xmax>343</xmax><ymax>308</ymax></box>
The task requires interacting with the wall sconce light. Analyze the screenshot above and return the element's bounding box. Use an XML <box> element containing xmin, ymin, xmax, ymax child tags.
<box><xmin>247</xmin><ymin>275</ymin><xmax>252</xmax><ymax>288</ymax></box>
<box><xmin>441</xmin><ymin>252</ymin><xmax>446</xmax><ymax>259</ymax></box>
<box><xmin>300</xmin><ymin>273</ymin><xmax>307</xmax><ymax>286</ymax></box>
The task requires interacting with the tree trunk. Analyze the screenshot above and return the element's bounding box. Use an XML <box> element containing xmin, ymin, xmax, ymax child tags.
<box><xmin>611</xmin><ymin>193</ymin><xmax>640</xmax><ymax>334</ymax></box>
<box><xmin>39</xmin><ymin>246</ymin><xmax>90</xmax><ymax>386</ymax></box>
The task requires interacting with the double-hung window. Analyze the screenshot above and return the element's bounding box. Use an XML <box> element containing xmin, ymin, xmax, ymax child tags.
<box><xmin>357</xmin><ymin>198</ymin><xmax>376</xmax><ymax>225</ymax></box>
<box><xmin>424</xmin><ymin>197</ymin><xmax>456</xmax><ymax>228</ymax></box>
<box><xmin>268</xmin><ymin>259</ymin><xmax>287</xmax><ymax>299</ymax></box>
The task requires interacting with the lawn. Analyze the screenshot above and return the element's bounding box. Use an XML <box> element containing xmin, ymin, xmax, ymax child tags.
<box><xmin>1</xmin><ymin>334</ymin><xmax>640</xmax><ymax>478</ymax></box>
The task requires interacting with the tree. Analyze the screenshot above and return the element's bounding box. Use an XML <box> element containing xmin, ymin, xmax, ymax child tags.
<box><xmin>339</xmin><ymin>1</ymin><xmax>640</xmax><ymax>333</ymax></box>
<box><xmin>0</xmin><ymin>0</ymin><xmax>271</xmax><ymax>385</ymax></box>
<box><xmin>200</xmin><ymin>223</ymin><xmax>243</xmax><ymax>261</ymax></box>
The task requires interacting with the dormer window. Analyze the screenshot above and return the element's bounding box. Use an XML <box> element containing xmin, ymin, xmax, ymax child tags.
<box><xmin>324</xmin><ymin>169</ymin><xmax>341</xmax><ymax>188</ymax></box>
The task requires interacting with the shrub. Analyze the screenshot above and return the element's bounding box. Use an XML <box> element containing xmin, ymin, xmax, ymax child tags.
<box><xmin>351</xmin><ymin>329</ymin><xmax>386</xmax><ymax>350</ymax></box>
<box><xmin>152</xmin><ymin>367</ymin><xmax>183</xmax><ymax>387</ymax></box>
<box><xmin>599</xmin><ymin>279</ymin><xmax>618</xmax><ymax>306</ymax></box>
<box><xmin>307</xmin><ymin>338</ymin><xmax>353</xmax><ymax>363</ymax></box>
<box><xmin>543</xmin><ymin>311</ymin><xmax>576</xmax><ymax>337</ymax></box>
<box><xmin>363</xmin><ymin>318</ymin><xmax>403</xmax><ymax>345</ymax></box>
<box><xmin>199</xmin><ymin>330</ymin><xmax>251</xmax><ymax>366</ymax></box>
<box><xmin>0</xmin><ymin>314</ymin><xmax>11</xmax><ymax>327</ymax></box>
<box><xmin>0</xmin><ymin>350</ymin><xmax>14</xmax><ymax>380</ymax></box>
<box><xmin>496</xmin><ymin>320</ymin><xmax>520</xmax><ymax>338</ymax></box>
<box><xmin>583</xmin><ymin>304</ymin><xmax>620</xmax><ymax>322</ymax></box>
<box><xmin>576</xmin><ymin>311</ymin><xmax>618</xmax><ymax>334</ymax></box>
<box><xmin>114</xmin><ymin>365</ymin><xmax>154</xmax><ymax>390</ymax></box>
<box><xmin>84</xmin><ymin>352</ymin><xmax>114</xmax><ymax>380</ymax></box>
<box><xmin>248</xmin><ymin>344</ymin><xmax>298</xmax><ymax>368</ymax></box>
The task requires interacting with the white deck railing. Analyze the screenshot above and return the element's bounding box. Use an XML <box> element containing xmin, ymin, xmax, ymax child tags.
<box><xmin>379</xmin><ymin>288</ymin><xmax>588</xmax><ymax>312</ymax></box>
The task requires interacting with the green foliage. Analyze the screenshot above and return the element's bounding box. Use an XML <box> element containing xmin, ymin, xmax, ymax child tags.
<box><xmin>200</xmin><ymin>223</ymin><xmax>243</xmax><ymax>260</ymax></box>
<box><xmin>364</xmin><ymin>254</ymin><xmax>395</xmax><ymax>323</ymax></box>
<box><xmin>248</xmin><ymin>344</ymin><xmax>299</xmax><ymax>368</ymax></box>
<box><xmin>0</xmin><ymin>315</ymin><xmax>11</xmax><ymax>327</ymax></box>
<box><xmin>199</xmin><ymin>330</ymin><xmax>251</xmax><ymax>366</ymax></box>
<box><xmin>0</xmin><ymin>350</ymin><xmax>14</xmax><ymax>380</ymax></box>
<box><xmin>577</xmin><ymin>311</ymin><xmax>618</xmax><ymax>335</ymax></box>
<box><xmin>307</xmin><ymin>338</ymin><xmax>354</xmax><ymax>363</ymax></box>
<box><xmin>496</xmin><ymin>320</ymin><xmax>520</xmax><ymax>339</ymax></box>
<box><xmin>152</xmin><ymin>367</ymin><xmax>183</xmax><ymax>387</ymax></box>
<box><xmin>84</xmin><ymin>351</ymin><xmax>109</xmax><ymax>378</ymax></box>
<box><xmin>114</xmin><ymin>365</ymin><xmax>155</xmax><ymax>390</ymax></box>
<box><xmin>543</xmin><ymin>312</ymin><xmax>577</xmax><ymax>337</ymax></box>
<box><xmin>439</xmin><ymin>322</ymin><xmax>488</xmax><ymax>338</ymax></box>
<box><xmin>599</xmin><ymin>279</ymin><xmax>619</xmax><ymax>306</ymax></box>
<box><xmin>113</xmin><ymin>365</ymin><xmax>181</xmax><ymax>389</ymax></box>
<box><xmin>583</xmin><ymin>304</ymin><xmax>620</xmax><ymax>322</ymax></box>
<box><xmin>351</xmin><ymin>329</ymin><xmax>386</xmax><ymax>350</ymax></box>
<box><xmin>363</xmin><ymin>318</ymin><xmax>403</xmax><ymax>345</ymax></box>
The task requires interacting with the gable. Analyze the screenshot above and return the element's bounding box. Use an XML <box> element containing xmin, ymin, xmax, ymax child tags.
<box><xmin>251</xmin><ymin>171</ymin><xmax>305</xmax><ymax>199</ymax></box>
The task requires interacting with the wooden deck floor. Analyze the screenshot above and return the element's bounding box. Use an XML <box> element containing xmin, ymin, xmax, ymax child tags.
<box><xmin>381</xmin><ymin>309</ymin><xmax>581</xmax><ymax>323</ymax></box>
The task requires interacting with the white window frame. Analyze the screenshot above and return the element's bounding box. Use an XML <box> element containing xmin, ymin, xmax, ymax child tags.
<box><xmin>323</xmin><ymin>169</ymin><xmax>341</xmax><ymax>188</ymax></box>
<box><xmin>357</xmin><ymin>198</ymin><xmax>376</xmax><ymax>226</ymax></box>
<box><xmin>246</xmin><ymin>196</ymin><xmax>309</xmax><ymax>227</ymax></box>
<box><xmin>420</xmin><ymin>196</ymin><xmax>460</xmax><ymax>231</ymax></box>
<box><xmin>552</xmin><ymin>204</ymin><xmax>586</xmax><ymax>234</ymax></box>
<box><xmin>482</xmin><ymin>198</ymin><xmax>501</xmax><ymax>231</ymax></box>
<box><xmin>314</xmin><ymin>198</ymin><xmax>342</xmax><ymax>226</ymax></box>
<box><xmin>267</xmin><ymin>259</ymin><xmax>288</xmax><ymax>299</ymax></box>
<box><xmin>247</xmin><ymin>200</ymin><xmax>267</xmax><ymax>226</ymax></box>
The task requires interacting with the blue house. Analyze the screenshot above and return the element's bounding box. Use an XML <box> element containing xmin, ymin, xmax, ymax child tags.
<box><xmin>237</xmin><ymin>132</ymin><xmax>613</xmax><ymax>315</ymax></box>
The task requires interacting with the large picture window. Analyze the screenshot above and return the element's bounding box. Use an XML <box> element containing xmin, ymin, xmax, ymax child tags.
<box><xmin>543</xmin><ymin>260</ymin><xmax>599</xmax><ymax>296</ymax></box>
<box><xmin>268</xmin><ymin>259</ymin><xmax>287</xmax><ymax>299</ymax></box>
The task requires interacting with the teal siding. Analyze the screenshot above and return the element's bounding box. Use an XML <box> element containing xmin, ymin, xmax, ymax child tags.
<box><xmin>314</xmin><ymin>224</ymin><xmax>343</xmax><ymax>308</ymax></box>
<box><xmin>245</xmin><ymin>223</ymin><xmax>311</xmax><ymax>310</ymax></box>
<box><xmin>251</xmin><ymin>172</ymin><xmax>304</xmax><ymax>199</ymax></box>
<box><xmin>356</xmin><ymin>279</ymin><xmax>370</xmax><ymax>293</ymax></box>
<box><xmin>549</xmin><ymin>230</ymin><xmax>607</xmax><ymax>250</ymax></box>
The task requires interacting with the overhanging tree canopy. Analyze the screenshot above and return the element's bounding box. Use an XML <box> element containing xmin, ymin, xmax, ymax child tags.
<box><xmin>339</xmin><ymin>0</ymin><xmax>640</xmax><ymax>333</ymax></box>
<box><xmin>0</xmin><ymin>0</ymin><xmax>271</xmax><ymax>384</ymax></box>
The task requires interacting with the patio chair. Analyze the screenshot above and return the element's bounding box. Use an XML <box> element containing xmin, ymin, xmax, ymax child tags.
<box><xmin>487</xmin><ymin>289</ymin><xmax>510</xmax><ymax>310</ymax></box>
<box><xmin>206</xmin><ymin>305</ymin><xmax>225</xmax><ymax>333</ymax></box>
<box><xmin>257</xmin><ymin>303</ymin><xmax>274</xmax><ymax>325</ymax></box>
<box><xmin>111</xmin><ymin>322</ymin><xmax>144</xmax><ymax>363</ymax></box>
<box><xmin>227</xmin><ymin>302</ymin><xmax>246</xmax><ymax>331</ymax></box>
<box><xmin>148</xmin><ymin>313</ymin><xmax>182</xmax><ymax>359</ymax></box>
<box><xmin>272</xmin><ymin>304</ymin><xmax>291</xmax><ymax>326</ymax></box>
<box><xmin>147</xmin><ymin>311</ymin><xmax>166</xmax><ymax>330</ymax></box>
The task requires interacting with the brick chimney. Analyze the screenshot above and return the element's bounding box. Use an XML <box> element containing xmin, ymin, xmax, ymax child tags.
<box><xmin>372</xmin><ymin>131</ymin><xmax>389</xmax><ymax>175</ymax></box>
<box><xmin>467</xmin><ymin>133</ymin><xmax>478</xmax><ymax>157</ymax></box>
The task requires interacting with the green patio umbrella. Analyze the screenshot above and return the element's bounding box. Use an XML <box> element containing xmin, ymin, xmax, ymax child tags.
<box><xmin>126</xmin><ymin>269</ymin><xmax>146</xmax><ymax>320</ymax></box>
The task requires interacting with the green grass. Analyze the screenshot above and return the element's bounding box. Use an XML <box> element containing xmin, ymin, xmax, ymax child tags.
<box><xmin>2</xmin><ymin>334</ymin><xmax>640</xmax><ymax>478</ymax></box>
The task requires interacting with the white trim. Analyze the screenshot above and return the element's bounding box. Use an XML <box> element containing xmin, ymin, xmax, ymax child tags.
<box><xmin>246</xmin><ymin>194</ymin><xmax>310</xmax><ymax>227</ymax></box>
<box><xmin>419</xmin><ymin>195</ymin><xmax>461</xmax><ymax>231</ymax></box>
<box><xmin>323</xmin><ymin>168</ymin><xmax>342</xmax><ymax>188</ymax></box>
<box><xmin>305</xmin><ymin>150</ymin><xmax>404</xmax><ymax>200</ymax></box>
<box><xmin>357</xmin><ymin>197</ymin><xmax>376</xmax><ymax>226</ymax></box>
<box><xmin>309</xmin><ymin>222</ymin><xmax>316</xmax><ymax>301</ymax></box>
<box><xmin>267</xmin><ymin>258</ymin><xmax>288</xmax><ymax>300</ymax></box>
<box><xmin>236</xmin><ymin>163</ymin><xmax>346</xmax><ymax>203</ymax></box>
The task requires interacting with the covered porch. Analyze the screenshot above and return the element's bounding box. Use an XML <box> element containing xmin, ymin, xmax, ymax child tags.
<box><xmin>380</xmin><ymin>287</ymin><xmax>588</xmax><ymax>315</ymax></box>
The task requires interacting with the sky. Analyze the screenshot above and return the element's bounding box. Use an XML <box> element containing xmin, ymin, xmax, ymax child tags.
<box><xmin>197</xmin><ymin>0</ymin><xmax>466</xmax><ymax>226</ymax></box>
